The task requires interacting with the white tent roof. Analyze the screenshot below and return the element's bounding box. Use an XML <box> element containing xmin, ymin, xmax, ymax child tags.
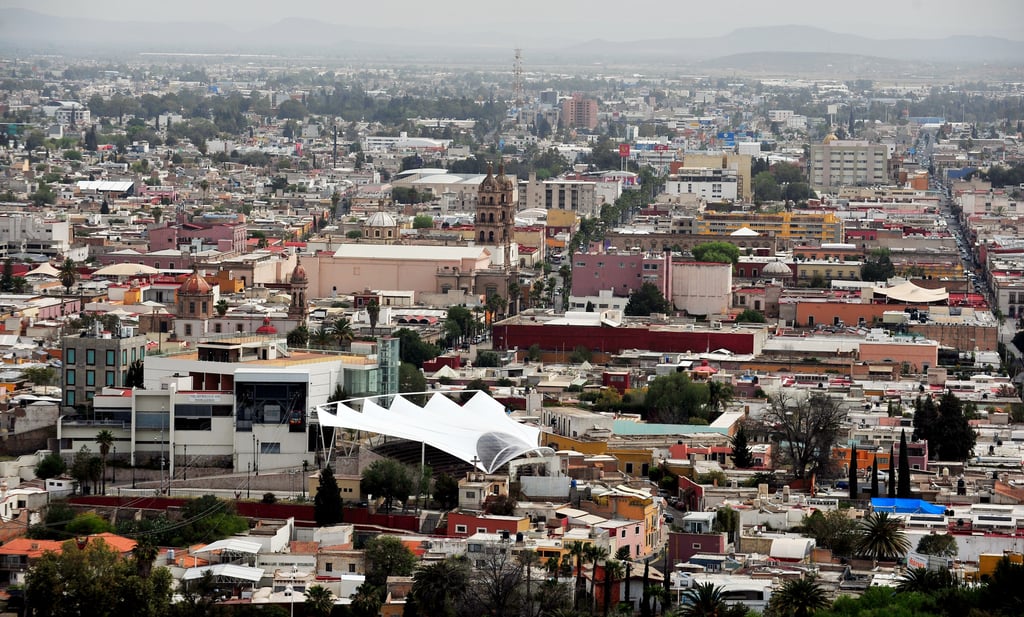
<box><xmin>25</xmin><ymin>263</ymin><xmax>60</xmax><ymax>277</ymax></box>
<box><xmin>730</xmin><ymin>226</ymin><xmax>760</xmax><ymax>237</ymax></box>
<box><xmin>873</xmin><ymin>281</ymin><xmax>948</xmax><ymax>303</ymax></box>
<box><xmin>316</xmin><ymin>392</ymin><xmax>551</xmax><ymax>473</ymax></box>
<box><xmin>769</xmin><ymin>537</ymin><xmax>814</xmax><ymax>560</ymax></box>
<box><xmin>183</xmin><ymin>563</ymin><xmax>264</xmax><ymax>582</ymax></box>
<box><xmin>93</xmin><ymin>263</ymin><xmax>160</xmax><ymax>276</ymax></box>
<box><xmin>193</xmin><ymin>538</ymin><xmax>262</xmax><ymax>555</ymax></box>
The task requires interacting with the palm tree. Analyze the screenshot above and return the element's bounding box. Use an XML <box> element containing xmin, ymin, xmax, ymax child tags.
<box><xmin>769</xmin><ymin>577</ymin><xmax>829</xmax><ymax>617</ymax></box>
<box><xmin>678</xmin><ymin>581</ymin><xmax>726</xmax><ymax>617</ymax></box>
<box><xmin>330</xmin><ymin>317</ymin><xmax>355</xmax><ymax>350</ymax></box>
<box><xmin>896</xmin><ymin>567</ymin><xmax>958</xmax><ymax>594</ymax></box>
<box><xmin>309</xmin><ymin>325</ymin><xmax>335</xmax><ymax>349</ymax></box>
<box><xmin>214</xmin><ymin>299</ymin><xmax>229</xmax><ymax>317</ymax></box>
<box><xmin>95</xmin><ymin>429</ymin><xmax>114</xmax><ymax>495</ymax></box>
<box><xmin>857</xmin><ymin>511</ymin><xmax>911</xmax><ymax>564</ymax></box>
<box><xmin>367</xmin><ymin>299</ymin><xmax>380</xmax><ymax>336</ymax></box>
<box><xmin>411</xmin><ymin>557</ymin><xmax>469</xmax><ymax>617</ymax></box>
<box><xmin>706</xmin><ymin>381</ymin><xmax>734</xmax><ymax>418</ymax></box>
<box><xmin>59</xmin><ymin>258</ymin><xmax>77</xmax><ymax>294</ymax></box>
<box><xmin>568</xmin><ymin>542</ymin><xmax>588</xmax><ymax>611</ymax></box>
<box><xmin>132</xmin><ymin>536</ymin><xmax>160</xmax><ymax>578</ymax></box>
<box><xmin>602</xmin><ymin>559</ymin><xmax>625</xmax><ymax>617</ymax></box>
<box><xmin>507</xmin><ymin>280</ymin><xmax>521</xmax><ymax>316</ymax></box>
<box><xmin>585</xmin><ymin>544</ymin><xmax>610</xmax><ymax>614</ymax></box>
<box><xmin>517</xmin><ymin>549</ymin><xmax>541</xmax><ymax>617</ymax></box>
<box><xmin>304</xmin><ymin>584</ymin><xmax>335</xmax><ymax>617</ymax></box>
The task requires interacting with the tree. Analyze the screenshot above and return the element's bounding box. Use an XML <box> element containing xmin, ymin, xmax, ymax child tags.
<box><xmin>366</xmin><ymin>299</ymin><xmax>380</xmax><ymax>335</ymax></box>
<box><xmin>30</xmin><ymin>182</ymin><xmax>56</xmax><ymax>206</ymax></box>
<box><xmin>394</xmin><ymin>328</ymin><xmax>441</xmax><ymax>368</ymax></box>
<box><xmin>706</xmin><ymin>380</ymin><xmax>733</xmax><ymax>418</ymax></box>
<box><xmin>412</xmin><ymin>214</ymin><xmax>434</xmax><ymax>229</ymax></box>
<box><xmin>916</xmin><ymin>533</ymin><xmax>958</xmax><ymax>558</ymax></box>
<box><xmin>314</xmin><ymin>465</ymin><xmax>343</xmax><ymax>525</ymax></box>
<box><xmin>762</xmin><ymin>391</ymin><xmax>846</xmax><ymax>479</ymax></box>
<box><xmin>644</xmin><ymin>372</ymin><xmax>709</xmax><ymax>424</ymax></box>
<box><xmin>801</xmin><ymin>509</ymin><xmax>859</xmax><ymax>557</ymax></box>
<box><xmin>887</xmin><ymin>442</ymin><xmax>897</xmax><ymax>498</ymax></box>
<box><xmin>931</xmin><ymin>391</ymin><xmax>976</xmax><ymax>462</ymax></box>
<box><xmin>913</xmin><ymin>395</ymin><xmax>938</xmax><ymax>445</ymax></box>
<box><xmin>70</xmin><ymin>445</ymin><xmax>100</xmax><ymax>495</ymax></box>
<box><xmin>460</xmin><ymin>377</ymin><xmax>490</xmax><ymax>404</ymax></box>
<box><xmin>0</xmin><ymin>258</ymin><xmax>13</xmax><ymax>292</ymax></box>
<box><xmin>304</xmin><ymin>584</ymin><xmax>335</xmax><ymax>617</ymax></box>
<box><xmin>691</xmin><ymin>241</ymin><xmax>740</xmax><ymax>266</ymax></box>
<box><xmin>897</xmin><ymin>429</ymin><xmax>912</xmax><ymax>498</ymax></box>
<box><xmin>361</xmin><ymin>459</ymin><xmax>414</xmax><ymax>512</ymax></box>
<box><xmin>25</xmin><ymin>537</ymin><xmax>174</xmax><ymax>617</ymax></box>
<box><xmin>848</xmin><ymin>444</ymin><xmax>859</xmax><ymax>501</ymax></box>
<box><xmin>857</xmin><ymin>512</ymin><xmax>910</xmax><ymax>563</ymax></box>
<box><xmin>730</xmin><ymin>425</ymin><xmax>755</xmax><ymax>468</ymax></box>
<box><xmin>624</xmin><ymin>282</ymin><xmax>672</xmax><ymax>316</ymax></box>
<box><xmin>364</xmin><ymin>535</ymin><xmax>416</xmax><ymax>587</ymax></box>
<box><xmin>753</xmin><ymin>171</ymin><xmax>781</xmax><ymax>203</ymax></box>
<box><xmin>769</xmin><ymin>576</ymin><xmax>829</xmax><ymax>617</ymax></box>
<box><xmin>678</xmin><ymin>581</ymin><xmax>726</xmax><ymax>617</ymax></box>
<box><xmin>895</xmin><ymin>566</ymin><xmax>959</xmax><ymax>595</ymax></box>
<box><xmin>96</xmin><ymin>429</ymin><xmax>114</xmax><ymax>495</ymax></box>
<box><xmin>861</xmin><ymin>248</ymin><xmax>896</xmax><ymax>282</ymax></box>
<box><xmin>411</xmin><ymin>557</ymin><xmax>470</xmax><ymax>617</ymax></box>
<box><xmin>432</xmin><ymin>472</ymin><xmax>459</xmax><ymax>510</ymax></box>
<box><xmin>125</xmin><ymin>359</ymin><xmax>144</xmax><ymax>388</ymax></box>
<box><xmin>214</xmin><ymin>299</ymin><xmax>229</xmax><ymax>316</ymax></box>
<box><xmin>398</xmin><ymin>362</ymin><xmax>426</xmax><ymax>400</ymax></box>
<box><xmin>21</xmin><ymin>365</ymin><xmax>57</xmax><ymax>386</ymax></box>
<box><xmin>735</xmin><ymin>308</ymin><xmax>767</xmax><ymax>323</ymax></box>
<box><xmin>870</xmin><ymin>454</ymin><xmax>880</xmax><ymax>498</ymax></box>
<box><xmin>60</xmin><ymin>258</ymin><xmax>78</xmax><ymax>293</ymax></box>
<box><xmin>464</xmin><ymin>548</ymin><xmax>524</xmax><ymax>617</ymax></box>
<box><xmin>330</xmin><ymin>317</ymin><xmax>355</xmax><ymax>350</ymax></box>
<box><xmin>287</xmin><ymin>324</ymin><xmax>309</xmax><ymax>348</ymax></box>
<box><xmin>34</xmin><ymin>452</ymin><xmax>67</xmax><ymax>480</ymax></box>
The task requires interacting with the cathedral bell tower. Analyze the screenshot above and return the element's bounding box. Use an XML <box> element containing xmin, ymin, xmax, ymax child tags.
<box><xmin>475</xmin><ymin>163</ymin><xmax>516</xmax><ymax>271</ymax></box>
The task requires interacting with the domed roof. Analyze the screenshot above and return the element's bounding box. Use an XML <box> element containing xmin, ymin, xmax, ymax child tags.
<box><xmin>179</xmin><ymin>269</ymin><xmax>212</xmax><ymax>294</ymax></box>
<box><xmin>479</xmin><ymin>163</ymin><xmax>498</xmax><ymax>192</ymax></box>
<box><xmin>365</xmin><ymin>211</ymin><xmax>397</xmax><ymax>228</ymax></box>
<box><xmin>290</xmin><ymin>255</ymin><xmax>307</xmax><ymax>283</ymax></box>
<box><xmin>763</xmin><ymin>260</ymin><xmax>792</xmax><ymax>275</ymax></box>
<box><xmin>495</xmin><ymin>164</ymin><xmax>515</xmax><ymax>191</ymax></box>
<box><xmin>255</xmin><ymin>316</ymin><xmax>277</xmax><ymax>335</ymax></box>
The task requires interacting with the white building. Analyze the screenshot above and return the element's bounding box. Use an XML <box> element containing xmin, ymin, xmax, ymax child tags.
<box><xmin>664</xmin><ymin>168</ymin><xmax>739</xmax><ymax>202</ymax></box>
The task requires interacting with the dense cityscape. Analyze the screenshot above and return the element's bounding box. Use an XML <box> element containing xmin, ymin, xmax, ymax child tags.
<box><xmin>0</xmin><ymin>3</ymin><xmax>1023</xmax><ymax>617</ymax></box>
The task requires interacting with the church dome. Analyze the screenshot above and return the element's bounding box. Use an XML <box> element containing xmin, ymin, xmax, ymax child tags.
<box><xmin>255</xmin><ymin>316</ymin><xmax>277</xmax><ymax>335</ymax></box>
<box><xmin>365</xmin><ymin>211</ymin><xmax>397</xmax><ymax>228</ymax></box>
<box><xmin>763</xmin><ymin>260</ymin><xmax>792</xmax><ymax>276</ymax></box>
<box><xmin>479</xmin><ymin>163</ymin><xmax>498</xmax><ymax>192</ymax></box>
<box><xmin>495</xmin><ymin>164</ymin><xmax>515</xmax><ymax>191</ymax></box>
<box><xmin>179</xmin><ymin>269</ymin><xmax>212</xmax><ymax>294</ymax></box>
<box><xmin>290</xmin><ymin>256</ymin><xmax>308</xmax><ymax>283</ymax></box>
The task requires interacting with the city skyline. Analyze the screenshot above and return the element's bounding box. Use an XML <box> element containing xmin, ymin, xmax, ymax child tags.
<box><xmin>4</xmin><ymin>0</ymin><xmax>1024</xmax><ymax>42</ymax></box>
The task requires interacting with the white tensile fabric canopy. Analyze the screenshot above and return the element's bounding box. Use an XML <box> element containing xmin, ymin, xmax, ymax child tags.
<box><xmin>315</xmin><ymin>391</ymin><xmax>550</xmax><ymax>473</ymax></box>
<box><xmin>873</xmin><ymin>281</ymin><xmax>948</xmax><ymax>304</ymax></box>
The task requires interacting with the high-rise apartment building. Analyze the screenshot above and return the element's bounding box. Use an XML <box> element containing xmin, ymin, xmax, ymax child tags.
<box><xmin>560</xmin><ymin>94</ymin><xmax>598</xmax><ymax>131</ymax></box>
<box><xmin>809</xmin><ymin>138</ymin><xmax>890</xmax><ymax>191</ymax></box>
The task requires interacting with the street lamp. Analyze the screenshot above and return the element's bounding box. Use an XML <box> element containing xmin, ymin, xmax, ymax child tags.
<box><xmin>111</xmin><ymin>446</ymin><xmax>116</xmax><ymax>485</ymax></box>
<box><xmin>247</xmin><ymin>462</ymin><xmax>251</xmax><ymax>499</ymax></box>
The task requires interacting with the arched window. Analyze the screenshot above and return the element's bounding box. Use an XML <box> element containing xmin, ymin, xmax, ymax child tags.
<box><xmin>488</xmin><ymin>231</ymin><xmax>495</xmax><ymax>242</ymax></box>
<box><xmin>479</xmin><ymin>231</ymin><xmax>486</xmax><ymax>241</ymax></box>
<box><xmin>479</xmin><ymin>212</ymin><xmax>485</xmax><ymax>222</ymax></box>
<box><xmin>489</xmin><ymin>212</ymin><xmax>494</xmax><ymax>223</ymax></box>
<box><xmin>500</xmin><ymin>211</ymin><xmax>505</xmax><ymax>221</ymax></box>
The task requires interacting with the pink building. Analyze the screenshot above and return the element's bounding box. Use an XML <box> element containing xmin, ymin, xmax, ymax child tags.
<box><xmin>569</xmin><ymin>251</ymin><xmax>673</xmax><ymax>301</ymax></box>
<box><xmin>596</xmin><ymin>519</ymin><xmax>647</xmax><ymax>560</ymax></box>
<box><xmin>149</xmin><ymin>221</ymin><xmax>248</xmax><ymax>254</ymax></box>
<box><xmin>304</xmin><ymin>245</ymin><xmax>494</xmax><ymax>298</ymax></box>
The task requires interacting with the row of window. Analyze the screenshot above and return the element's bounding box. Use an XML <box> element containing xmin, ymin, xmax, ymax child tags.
<box><xmin>66</xmin><ymin>369</ymin><xmax>119</xmax><ymax>387</ymax></box>
<box><xmin>66</xmin><ymin>347</ymin><xmax>143</xmax><ymax>366</ymax></box>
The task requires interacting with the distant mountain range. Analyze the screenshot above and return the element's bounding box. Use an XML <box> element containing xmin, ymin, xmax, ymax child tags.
<box><xmin>1</xmin><ymin>9</ymin><xmax>1022</xmax><ymax>66</ymax></box>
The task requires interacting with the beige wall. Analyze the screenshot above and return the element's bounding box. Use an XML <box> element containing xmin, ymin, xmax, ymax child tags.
<box><xmin>305</xmin><ymin>253</ymin><xmax>491</xmax><ymax>297</ymax></box>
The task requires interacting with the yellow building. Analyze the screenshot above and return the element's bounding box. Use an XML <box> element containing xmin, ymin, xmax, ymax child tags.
<box><xmin>696</xmin><ymin>211</ymin><xmax>844</xmax><ymax>245</ymax></box>
<box><xmin>540</xmin><ymin>432</ymin><xmax>608</xmax><ymax>455</ymax></box>
<box><xmin>795</xmin><ymin>261</ymin><xmax>862</xmax><ymax>283</ymax></box>
<box><xmin>590</xmin><ymin>487</ymin><xmax>661</xmax><ymax>557</ymax></box>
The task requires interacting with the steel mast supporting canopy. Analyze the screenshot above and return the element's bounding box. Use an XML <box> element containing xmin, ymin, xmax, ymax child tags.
<box><xmin>315</xmin><ymin>391</ymin><xmax>551</xmax><ymax>473</ymax></box>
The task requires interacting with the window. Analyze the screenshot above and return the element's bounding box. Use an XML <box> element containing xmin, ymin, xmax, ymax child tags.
<box><xmin>122</xmin><ymin>350</ymin><xmax>128</xmax><ymax>364</ymax></box>
<box><xmin>106</xmin><ymin>350</ymin><xmax>115</xmax><ymax>366</ymax></box>
<box><xmin>189</xmin><ymin>302</ymin><xmax>196</xmax><ymax>313</ymax></box>
<box><xmin>105</xmin><ymin>371</ymin><xmax>115</xmax><ymax>386</ymax></box>
<box><xmin>625</xmin><ymin>462</ymin><xmax>634</xmax><ymax>473</ymax></box>
<box><xmin>66</xmin><ymin>348</ymin><xmax>76</xmax><ymax>364</ymax></box>
<box><xmin>185</xmin><ymin>324</ymin><xmax>193</xmax><ymax>337</ymax></box>
<box><xmin>214</xmin><ymin>323</ymin><xmax>222</xmax><ymax>333</ymax></box>
<box><xmin>66</xmin><ymin>369</ymin><xmax>75</xmax><ymax>385</ymax></box>
<box><xmin>325</xmin><ymin>563</ymin><xmax>333</xmax><ymax>572</ymax></box>
<box><xmin>260</xmin><ymin>442</ymin><xmax>281</xmax><ymax>454</ymax></box>
<box><xmin>86</xmin><ymin>370</ymin><xmax>95</xmax><ymax>386</ymax></box>
<box><xmin>348</xmin><ymin>564</ymin><xmax>356</xmax><ymax>573</ymax></box>
<box><xmin>66</xmin><ymin>390</ymin><xmax>75</xmax><ymax>406</ymax></box>
<box><xmin>692</xmin><ymin>543</ymin><xmax>702</xmax><ymax>549</ymax></box>
<box><xmin>477</xmin><ymin>527</ymin><xmax>487</xmax><ymax>534</ymax></box>
<box><xmin>621</xmin><ymin>530</ymin><xmax>626</xmax><ymax>538</ymax></box>
<box><xmin>465</xmin><ymin>491</ymin><xmax>476</xmax><ymax>499</ymax></box>
<box><xmin>86</xmin><ymin>349</ymin><xmax>95</xmax><ymax>365</ymax></box>
<box><xmin>455</xmin><ymin>524</ymin><xmax>468</xmax><ymax>534</ymax></box>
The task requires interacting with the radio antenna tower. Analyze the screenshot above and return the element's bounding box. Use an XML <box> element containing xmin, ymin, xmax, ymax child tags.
<box><xmin>513</xmin><ymin>48</ymin><xmax>524</xmax><ymax>124</ymax></box>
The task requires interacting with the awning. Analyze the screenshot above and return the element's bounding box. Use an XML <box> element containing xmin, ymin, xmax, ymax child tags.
<box><xmin>183</xmin><ymin>564</ymin><xmax>264</xmax><ymax>583</ymax></box>
<box><xmin>870</xmin><ymin>498</ymin><xmax>946</xmax><ymax>515</ymax></box>
<box><xmin>193</xmin><ymin>539</ymin><xmax>262</xmax><ymax>555</ymax></box>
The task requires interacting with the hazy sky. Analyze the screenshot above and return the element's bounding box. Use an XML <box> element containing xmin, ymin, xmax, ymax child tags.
<box><xmin>4</xmin><ymin>0</ymin><xmax>1024</xmax><ymax>41</ymax></box>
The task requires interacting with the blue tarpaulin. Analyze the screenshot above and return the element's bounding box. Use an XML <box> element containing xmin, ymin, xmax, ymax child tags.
<box><xmin>870</xmin><ymin>498</ymin><xmax>946</xmax><ymax>515</ymax></box>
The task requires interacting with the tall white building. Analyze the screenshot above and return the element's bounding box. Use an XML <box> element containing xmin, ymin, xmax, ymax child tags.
<box><xmin>809</xmin><ymin>138</ymin><xmax>890</xmax><ymax>191</ymax></box>
<box><xmin>664</xmin><ymin>167</ymin><xmax>739</xmax><ymax>201</ymax></box>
